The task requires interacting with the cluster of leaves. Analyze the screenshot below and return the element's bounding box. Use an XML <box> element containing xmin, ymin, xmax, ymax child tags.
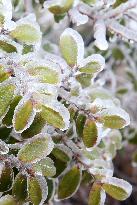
<box><xmin>0</xmin><ymin>0</ymin><xmax>137</xmax><ymax>205</ymax></box>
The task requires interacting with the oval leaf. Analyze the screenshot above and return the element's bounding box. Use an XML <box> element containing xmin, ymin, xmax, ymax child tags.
<box><xmin>52</xmin><ymin>144</ymin><xmax>72</xmax><ymax>163</ymax></box>
<box><xmin>13</xmin><ymin>99</ymin><xmax>36</xmax><ymax>133</ymax></box>
<box><xmin>58</xmin><ymin>166</ymin><xmax>81</xmax><ymax>200</ymax></box>
<box><xmin>32</xmin><ymin>157</ymin><xmax>56</xmax><ymax>177</ymax></box>
<box><xmin>102</xmin><ymin>177</ymin><xmax>132</xmax><ymax>201</ymax></box>
<box><xmin>83</xmin><ymin>120</ymin><xmax>98</xmax><ymax>148</ymax></box>
<box><xmin>18</xmin><ymin>134</ymin><xmax>54</xmax><ymax>163</ymax></box>
<box><xmin>10</xmin><ymin>24</ymin><xmax>41</xmax><ymax>45</ymax></box>
<box><xmin>60</xmin><ymin>28</ymin><xmax>84</xmax><ymax>67</ymax></box>
<box><xmin>28</xmin><ymin>176</ymin><xmax>48</xmax><ymax>205</ymax></box>
<box><xmin>88</xmin><ymin>183</ymin><xmax>106</xmax><ymax>205</ymax></box>
<box><xmin>0</xmin><ymin>84</ymin><xmax>15</xmax><ymax>119</ymax></box>
<box><xmin>0</xmin><ymin>163</ymin><xmax>13</xmax><ymax>192</ymax></box>
<box><xmin>12</xmin><ymin>173</ymin><xmax>27</xmax><ymax>203</ymax></box>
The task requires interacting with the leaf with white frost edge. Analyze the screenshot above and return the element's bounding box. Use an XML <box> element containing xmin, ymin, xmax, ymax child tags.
<box><xmin>44</xmin><ymin>0</ymin><xmax>74</xmax><ymax>15</ymax></box>
<box><xmin>40</xmin><ymin>101</ymin><xmax>70</xmax><ymax>130</ymax></box>
<box><xmin>26</xmin><ymin>61</ymin><xmax>61</xmax><ymax>85</ymax></box>
<box><xmin>78</xmin><ymin>54</ymin><xmax>105</xmax><ymax>75</ymax></box>
<box><xmin>52</xmin><ymin>144</ymin><xmax>72</xmax><ymax>163</ymax></box>
<box><xmin>0</xmin><ymin>84</ymin><xmax>15</xmax><ymax>119</ymax></box>
<box><xmin>32</xmin><ymin>157</ymin><xmax>56</xmax><ymax>177</ymax></box>
<box><xmin>28</xmin><ymin>175</ymin><xmax>48</xmax><ymax>205</ymax></box>
<box><xmin>102</xmin><ymin>177</ymin><xmax>132</xmax><ymax>201</ymax></box>
<box><xmin>58</xmin><ymin>166</ymin><xmax>82</xmax><ymax>200</ymax></box>
<box><xmin>100</xmin><ymin>107</ymin><xmax>130</xmax><ymax>129</ymax></box>
<box><xmin>0</xmin><ymin>36</ymin><xmax>22</xmax><ymax>53</ymax></box>
<box><xmin>82</xmin><ymin>119</ymin><xmax>99</xmax><ymax>148</ymax></box>
<box><xmin>60</xmin><ymin>28</ymin><xmax>84</xmax><ymax>67</ymax></box>
<box><xmin>13</xmin><ymin>97</ymin><xmax>36</xmax><ymax>133</ymax></box>
<box><xmin>10</xmin><ymin>14</ymin><xmax>42</xmax><ymax>45</ymax></box>
<box><xmin>17</xmin><ymin>134</ymin><xmax>54</xmax><ymax>163</ymax></box>
<box><xmin>88</xmin><ymin>183</ymin><xmax>106</xmax><ymax>205</ymax></box>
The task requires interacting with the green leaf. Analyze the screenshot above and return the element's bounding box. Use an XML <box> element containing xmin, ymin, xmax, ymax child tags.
<box><xmin>81</xmin><ymin>170</ymin><xmax>94</xmax><ymax>185</ymax></box>
<box><xmin>0</xmin><ymin>163</ymin><xmax>13</xmax><ymax>192</ymax></box>
<box><xmin>0</xmin><ymin>65</ymin><xmax>11</xmax><ymax>83</ymax></box>
<box><xmin>0</xmin><ymin>84</ymin><xmax>15</xmax><ymax>118</ymax></box>
<box><xmin>18</xmin><ymin>134</ymin><xmax>54</xmax><ymax>163</ymax></box>
<box><xmin>83</xmin><ymin>120</ymin><xmax>98</xmax><ymax>148</ymax></box>
<box><xmin>27</xmin><ymin>64</ymin><xmax>60</xmax><ymax>84</ymax></box>
<box><xmin>113</xmin><ymin>0</ymin><xmax>128</xmax><ymax>8</ymax></box>
<box><xmin>79</xmin><ymin>62</ymin><xmax>100</xmax><ymax>74</ymax></box>
<box><xmin>10</xmin><ymin>24</ymin><xmax>41</xmax><ymax>45</ymax></box>
<box><xmin>50</xmin><ymin>155</ymin><xmax>67</xmax><ymax>178</ymax></box>
<box><xmin>102</xmin><ymin>177</ymin><xmax>132</xmax><ymax>201</ymax></box>
<box><xmin>102</xmin><ymin>115</ymin><xmax>126</xmax><ymax>129</ymax></box>
<box><xmin>21</xmin><ymin>113</ymin><xmax>46</xmax><ymax>139</ymax></box>
<box><xmin>28</xmin><ymin>176</ymin><xmax>48</xmax><ymax>205</ymax></box>
<box><xmin>76</xmin><ymin>73</ymin><xmax>92</xmax><ymax>88</ymax></box>
<box><xmin>79</xmin><ymin>54</ymin><xmax>105</xmax><ymax>74</ymax></box>
<box><xmin>0</xmin><ymin>195</ymin><xmax>16</xmax><ymax>205</ymax></box>
<box><xmin>58</xmin><ymin>166</ymin><xmax>81</xmax><ymax>200</ymax></box>
<box><xmin>46</xmin><ymin>179</ymin><xmax>55</xmax><ymax>202</ymax></box>
<box><xmin>60</xmin><ymin>28</ymin><xmax>84</xmax><ymax>67</ymax></box>
<box><xmin>41</xmin><ymin>105</ymin><xmax>66</xmax><ymax>130</ymax></box>
<box><xmin>0</xmin><ymin>40</ymin><xmax>18</xmax><ymax>53</ymax></box>
<box><xmin>81</xmin><ymin>0</ymin><xmax>96</xmax><ymax>4</ymax></box>
<box><xmin>47</xmin><ymin>0</ymin><xmax>74</xmax><ymax>14</ymax></box>
<box><xmin>2</xmin><ymin>96</ymin><xmax>21</xmax><ymax>127</ymax></box>
<box><xmin>76</xmin><ymin>113</ymin><xmax>86</xmax><ymax>138</ymax></box>
<box><xmin>12</xmin><ymin>173</ymin><xmax>27</xmax><ymax>203</ymax></box>
<box><xmin>13</xmin><ymin>99</ymin><xmax>35</xmax><ymax>133</ymax></box>
<box><xmin>32</xmin><ymin>157</ymin><xmax>56</xmax><ymax>177</ymax></box>
<box><xmin>88</xmin><ymin>183</ymin><xmax>106</xmax><ymax>205</ymax></box>
<box><xmin>52</xmin><ymin>144</ymin><xmax>72</xmax><ymax>163</ymax></box>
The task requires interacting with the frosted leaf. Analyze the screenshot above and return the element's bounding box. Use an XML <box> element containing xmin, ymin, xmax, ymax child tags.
<box><xmin>0</xmin><ymin>83</ymin><xmax>15</xmax><ymax>120</ymax></box>
<box><xmin>69</xmin><ymin>7</ymin><xmax>88</xmax><ymax>26</ymax></box>
<box><xmin>25</xmin><ymin>60</ymin><xmax>61</xmax><ymax>85</ymax></box>
<box><xmin>28</xmin><ymin>175</ymin><xmax>48</xmax><ymax>205</ymax></box>
<box><xmin>102</xmin><ymin>177</ymin><xmax>132</xmax><ymax>201</ymax></box>
<box><xmin>58</xmin><ymin>166</ymin><xmax>82</xmax><ymax>200</ymax></box>
<box><xmin>13</xmin><ymin>95</ymin><xmax>37</xmax><ymax>133</ymax></box>
<box><xmin>100</xmin><ymin>107</ymin><xmax>130</xmax><ymax>129</ymax></box>
<box><xmin>41</xmin><ymin>100</ymin><xmax>70</xmax><ymax>130</ymax></box>
<box><xmin>10</xmin><ymin>14</ymin><xmax>42</xmax><ymax>45</ymax></box>
<box><xmin>32</xmin><ymin>157</ymin><xmax>56</xmax><ymax>177</ymax></box>
<box><xmin>78</xmin><ymin>54</ymin><xmax>105</xmax><ymax>75</ymax></box>
<box><xmin>0</xmin><ymin>139</ymin><xmax>9</xmax><ymax>154</ymax></box>
<box><xmin>0</xmin><ymin>35</ymin><xmax>22</xmax><ymax>54</ymax></box>
<box><xmin>44</xmin><ymin>0</ymin><xmax>74</xmax><ymax>14</ymax></box>
<box><xmin>88</xmin><ymin>183</ymin><xmax>106</xmax><ymax>205</ymax></box>
<box><xmin>60</xmin><ymin>28</ymin><xmax>84</xmax><ymax>66</ymax></box>
<box><xmin>94</xmin><ymin>20</ymin><xmax>108</xmax><ymax>50</ymax></box>
<box><xmin>18</xmin><ymin>134</ymin><xmax>54</xmax><ymax>163</ymax></box>
<box><xmin>52</xmin><ymin>144</ymin><xmax>73</xmax><ymax>162</ymax></box>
